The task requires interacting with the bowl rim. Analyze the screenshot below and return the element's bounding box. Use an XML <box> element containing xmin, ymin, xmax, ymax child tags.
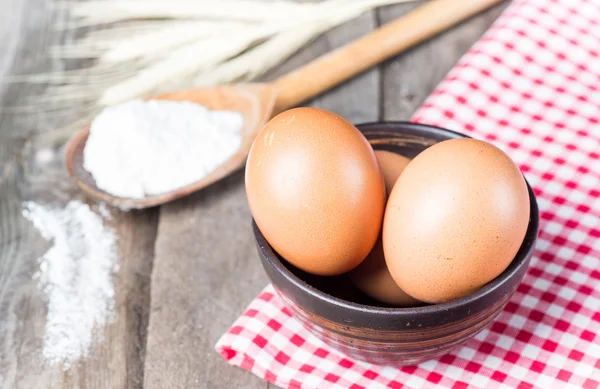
<box><xmin>254</xmin><ymin>120</ymin><xmax>540</xmax><ymax>318</ymax></box>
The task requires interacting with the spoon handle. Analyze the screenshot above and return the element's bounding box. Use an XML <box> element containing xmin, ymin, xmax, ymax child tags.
<box><xmin>271</xmin><ymin>0</ymin><xmax>503</xmax><ymax>113</ymax></box>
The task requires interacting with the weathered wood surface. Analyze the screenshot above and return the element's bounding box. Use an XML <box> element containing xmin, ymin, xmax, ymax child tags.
<box><xmin>0</xmin><ymin>1</ymin><xmax>158</xmax><ymax>389</ymax></box>
<box><xmin>0</xmin><ymin>1</ymin><xmax>507</xmax><ymax>388</ymax></box>
<box><xmin>377</xmin><ymin>2</ymin><xmax>507</xmax><ymax>120</ymax></box>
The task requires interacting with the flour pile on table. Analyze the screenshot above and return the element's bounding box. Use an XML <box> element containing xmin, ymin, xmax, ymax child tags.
<box><xmin>22</xmin><ymin>200</ymin><xmax>117</xmax><ymax>369</ymax></box>
<box><xmin>83</xmin><ymin>99</ymin><xmax>244</xmax><ymax>199</ymax></box>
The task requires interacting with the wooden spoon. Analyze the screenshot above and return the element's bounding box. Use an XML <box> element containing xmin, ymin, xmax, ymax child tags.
<box><xmin>65</xmin><ymin>0</ymin><xmax>503</xmax><ymax>209</ymax></box>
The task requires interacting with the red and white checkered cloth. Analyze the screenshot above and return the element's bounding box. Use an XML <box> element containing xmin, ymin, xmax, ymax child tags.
<box><xmin>215</xmin><ymin>0</ymin><xmax>600</xmax><ymax>387</ymax></box>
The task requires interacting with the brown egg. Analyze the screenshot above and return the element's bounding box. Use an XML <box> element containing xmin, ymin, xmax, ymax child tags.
<box><xmin>374</xmin><ymin>150</ymin><xmax>411</xmax><ymax>197</ymax></box>
<box><xmin>245</xmin><ymin>107</ymin><xmax>386</xmax><ymax>276</ymax></box>
<box><xmin>349</xmin><ymin>150</ymin><xmax>419</xmax><ymax>306</ymax></box>
<box><xmin>383</xmin><ymin>138</ymin><xmax>530</xmax><ymax>304</ymax></box>
<box><xmin>349</xmin><ymin>237</ymin><xmax>421</xmax><ymax>306</ymax></box>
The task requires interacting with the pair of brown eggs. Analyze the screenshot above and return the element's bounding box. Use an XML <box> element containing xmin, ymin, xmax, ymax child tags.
<box><xmin>245</xmin><ymin>107</ymin><xmax>530</xmax><ymax>306</ymax></box>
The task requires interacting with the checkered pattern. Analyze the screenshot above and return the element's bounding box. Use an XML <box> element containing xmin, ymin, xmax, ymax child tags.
<box><xmin>215</xmin><ymin>0</ymin><xmax>600</xmax><ymax>387</ymax></box>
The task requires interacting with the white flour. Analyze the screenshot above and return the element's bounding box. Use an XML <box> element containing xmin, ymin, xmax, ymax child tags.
<box><xmin>83</xmin><ymin>99</ymin><xmax>244</xmax><ymax>199</ymax></box>
<box><xmin>22</xmin><ymin>200</ymin><xmax>117</xmax><ymax>369</ymax></box>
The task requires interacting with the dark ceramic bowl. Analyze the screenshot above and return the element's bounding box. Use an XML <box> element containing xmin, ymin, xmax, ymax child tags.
<box><xmin>254</xmin><ymin>121</ymin><xmax>539</xmax><ymax>366</ymax></box>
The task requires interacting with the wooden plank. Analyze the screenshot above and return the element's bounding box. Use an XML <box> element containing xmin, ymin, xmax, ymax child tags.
<box><xmin>0</xmin><ymin>0</ymin><xmax>23</xmax><ymax>91</ymax></box>
<box><xmin>0</xmin><ymin>1</ymin><xmax>159</xmax><ymax>388</ymax></box>
<box><xmin>143</xmin><ymin>172</ymin><xmax>268</xmax><ymax>389</ymax></box>
<box><xmin>264</xmin><ymin>11</ymin><xmax>380</xmax><ymax>124</ymax></box>
<box><xmin>143</xmin><ymin>11</ymin><xmax>379</xmax><ymax>389</ymax></box>
<box><xmin>377</xmin><ymin>0</ymin><xmax>509</xmax><ymax>120</ymax></box>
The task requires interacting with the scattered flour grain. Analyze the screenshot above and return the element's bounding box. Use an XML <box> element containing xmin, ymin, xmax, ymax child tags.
<box><xmin>22</xmin><ymin>200</ymin><xmax>117</xmax><ymax>369</ymax></box>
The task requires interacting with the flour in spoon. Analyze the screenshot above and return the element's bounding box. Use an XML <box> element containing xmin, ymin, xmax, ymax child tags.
<box><xmin>22</xmin><ymin>201</ymin><xmax>117</xmax><ymax>369</ymax></box>
<box><xmin>83</xmin><ymin>99</ymin><xmax>244</xmax><ymax>199</ymax></box>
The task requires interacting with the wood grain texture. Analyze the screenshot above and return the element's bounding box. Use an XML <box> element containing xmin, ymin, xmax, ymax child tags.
<box><xmin>143</xmin><ymin>171</ymin><xmax>268</xmax><ymax>389</ymax></box>
<box><xmin>0</xmin><ymin>1</ymin><xmax>158</xmax><ymax>388</ymax></box>
<box><xmin>0</xmin><ymin>0</ymin><xmax>23</xmax><ymax>96</ymax></box>
<box><xmin>271</xmin><ymin>0</ymin><xmax>504</xmax><ymax>113</ymax></box>
<box><xmin>265</xmin><ymin>11</ymin><xmax>380</xmax><ymax>124</ymax></box>
<box><xmin>378</xmin><ymin>0</ymin><xmax>509</xmax><ymax>120</ymax></box>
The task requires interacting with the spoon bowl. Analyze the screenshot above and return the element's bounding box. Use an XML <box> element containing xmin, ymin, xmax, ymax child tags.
<box><xmin>65</xmin><ymin>84</ymin><xmax>277</xmax><ymax>209</ymax></box>
<box><xmin>64</xmin><ymin>0</ymin><xmax>502</xmax><ymax>208</ymax></box>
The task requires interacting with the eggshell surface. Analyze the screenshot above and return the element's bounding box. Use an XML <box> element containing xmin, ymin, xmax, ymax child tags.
<box><xmin>246</xmin><ymin>107</ymin><xmax>386</xmax><ymax>276</ymax></box>
<box><xmin>374</xmin><ymin>150</ymin><xmax>411</xmax><ymax>197</ymax></box>
<box><xmin>349</xmin><ymin>150</ymin><xmax>419</xmax><ymax>306</ymax></box>
<box><xmin>383</xmin><ymin>138</ymin><xmax>530</xmax><ymax>303</ymax></box>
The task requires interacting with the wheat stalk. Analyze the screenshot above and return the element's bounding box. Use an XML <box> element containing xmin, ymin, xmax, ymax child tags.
<box><xmin>63</xmin><ymin>0</ymin><xmax>322</xmax><ymax>24</ymax></box>
<box><xmin>7</xmin><ymin>0</ymin><xmax>419</xmax><ymax>143</ymax></box>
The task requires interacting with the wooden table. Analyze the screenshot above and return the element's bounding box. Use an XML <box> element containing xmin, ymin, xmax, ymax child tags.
<box><xmin>0</xmin><ymin>1</ymin><xmax>508</xmax><ymax>388</ymax></box>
